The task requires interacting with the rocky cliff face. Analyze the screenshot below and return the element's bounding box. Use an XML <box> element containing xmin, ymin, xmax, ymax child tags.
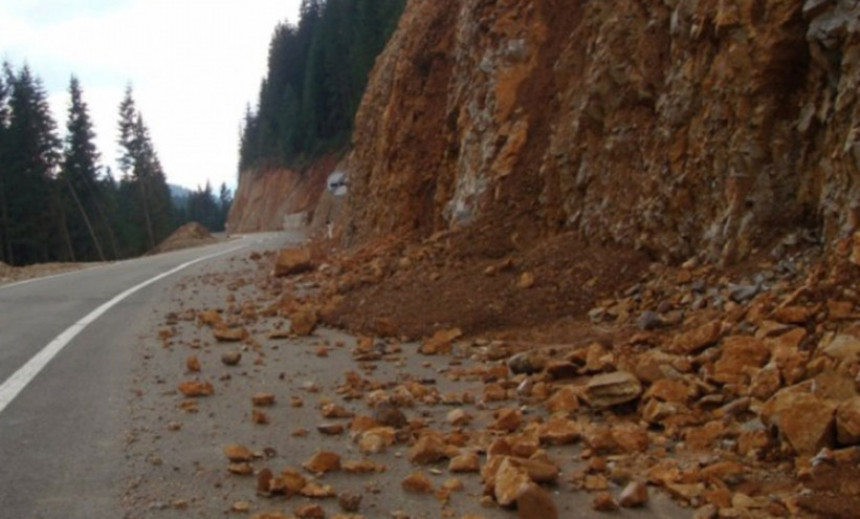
<box><xmin>344</xmin><ymin>0</ymin><xmax>860</xmax><ymax>264</ymax></box>
<box><xmin>228</xmin><ymin>157</ymin><xmax>338</xmax><ymax>233</ymax></box>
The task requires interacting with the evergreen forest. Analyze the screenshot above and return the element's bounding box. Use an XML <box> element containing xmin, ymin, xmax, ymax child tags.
<box><xmin>239</xmin><ymin>0</ymin><xmax>406</xmax><ymax>171</ymax></box>
<box><xmin>0</xmin><ymin>65</ymin><xmax>230</xmax><ymax>266</ymax></box>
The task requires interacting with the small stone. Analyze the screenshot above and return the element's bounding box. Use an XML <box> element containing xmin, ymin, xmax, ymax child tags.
<box><xmin>494</xmin><ymin>458</ymin><xmax>531</xmax><ymax>506</ymax></box>
<box><xmin>276</xmin><ymin>468</ymin><xmax>307</xmax><ymax>494</ymax></box>
<box><xmin>186</xmin><ymin>355</ymin><xmax>201</xmax><ymax>372</ymax></box>
<box><xmin>449</xmin><ymin>452</ymin><xmax>480</xmax><ymax>473</ymax></box>
<box><xmin>252</xmin><ymin>410</ymin><xmax>269</xmax><ymax>425</ymax></box>
<box><xmin>402</xmin><ymin>471</ymin><xmax>433</xmax><ymax>493</ymax></box>
<box><xmin>713</xmin><ymin>336</ymin><xmax>770</xmax><ymax>384</ymax></box>
<box><xmin>317</xmin><ymin>423</ymin><xmax>345</xmax><ymax>435</ymax></box>
<box><xmin>321</xmin><ymin>403</ymin><xmax>355</xmax><ymax>419</ymax></box>
<box><xmin>273</xmin><ymin>248</ymin><xmax>313</xmax><ymax>277</ymax></box>
<box><xmin>303</xmin><ymin>451</ymin><xmax>341</xmax><ymax>474</ymax></box>
<box><xmin>728</xmin><ymin>284</ymin><xmax>759</xmax><ymax>303</ymax></box>
<box><xmin>294</xmin><ymin>504</ymin><xmax>324</xmax><ymax>519</ymax></box>
<box><xmin>491</xmin><ymin>408</ymin><xmax>523</xmax><ymax>432</ymax></box>
<box><xmin>342</xmin><ymin>459</ymin><xmax>385</xmax><ymax>474</ymax></box>
<box><xmin>516</xmin><ymin>483</ymin><xmax>558</xmax><ymax>519</ymax></box>
<box><xmin>408</xmin><ymin>435</ymin><xmax>458</xmax><ymax>464</ymax></box>
<box><xmin>592</xmin><ymin>492</ymin><xmax>618</xmax><ymax>511</ymax></box>
<box><xmin>374</xmin><ymin>403</ymin><xmax>407</xmax><ymax>428</ymax></box>
<box><xmin>228</xmin><ymin>462</ymin><xmax>253</xmax><ymax>475</ymax></box>
<box><xmin>213</xmin><ymin>326</ymin><xmax>246</xmax><ymax>342</ymax></box>
<box><xmin>762</xmin><ymin>388</ymin><xmax>836</xmax><ymax>455</ymax></box>
<box><xmin>290</xmin><ymin>308</ymin><xmax>318</xmax><ymax>336</ymax></box>
<box><xmin>821</xmin><ymin>334</ymin><xmax>860</xmax><ymax>365</ymax></box>
<box><xmin>637</xmin><ymin>310</ymin><xmax>663</xmax><ymax>331</ymax></box>
<box><xmin>299</xmin><ymin>482</ymin><xmax>335</xmax><ymax>498</ymax></box>
<box><xmin>507</xmin><ymin>351</ymin><xmax>548</xmax><ymax>375</ymax></box>
<box><xmin>518</xmin><ymin>272</ymin><xmax>535</xmax><ymax>289</ymax></box>
<box><xmin>179</xmin><ymin>380</ymin><xmax>214</xmax><ymax>397</ymax></box>
<box><xmin>252</xmin><ymin>393</ymin><xmax>276</xmax><ymax>407</ymax></box>
<box><xmin>221</xmin><ymin>351</ymin><xmax>241</xmax><ymax>366</ymax></box>
<box><xmin>223</xmin><ymin>444</ymin><xmax>254</xmax><ymax>462</ymax></box>
<box><xmin>836</xmin><ymin>397</ymin><xmax>860</xmax><ymax>445</ymax></box>
<box><xmin>670</xmin><ymin>321</ymin><xmax>722</xmax><ymax>354</ymax></box>
<box><xmin>446</xmin><ymin>408</ymin><xmax>473</xmax><ymax>427</ymax></box>
<box><xmin>419</xmin><ymin>328</ymin><xmax>462</xmax><ymax>355</ymax></box>
<box><xmin>585</xmin><ymin>372</ymin><xmax>642</xmax><ymax>408</ymax></box>
<box><xmin>618</xmin><ymin>481</ymin><xmax>649</xmax><ymax>508</ymax></box>
<box><xmin>538</xmin><ymin>416</ymin><xmax>580</xmax><ymax>445</ymax></box>
<box><xmin>545</xmin><ymin>386</ymin><xmax>580</xmax><ymax>414</ymax></box>
<box><xmin>545</xmin><ymin>361</ymin><xmax>578</xmax><ymax>380</ymax></box>
<box><xmin>338</xmin><ymin>492</ymin><xmax>362</xmax><ymax>512</ymax></box>
<box><xmin>231</xmin><ymin>501</ymin><xmax>251</xmax><ymax>512</ymax></box>
<box><xmin>358</xmin><ymin>427</ymin><xmax>396</xmax><ymax>454</ymax></box>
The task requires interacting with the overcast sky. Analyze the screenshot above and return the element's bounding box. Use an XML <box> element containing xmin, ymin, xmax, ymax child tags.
<box><xmin>0</xmin><ymin>0</ymin><xmax>303</xmax><ymax>191</ymax></box>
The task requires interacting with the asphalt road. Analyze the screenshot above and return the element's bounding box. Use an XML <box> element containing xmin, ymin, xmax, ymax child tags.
<box><xmin>0</xmin><ymin>233</ymin><xmax>298</xmax><ymax>518</ymax></box>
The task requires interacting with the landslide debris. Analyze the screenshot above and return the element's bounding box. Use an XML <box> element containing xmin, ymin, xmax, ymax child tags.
<box><xmin>127</xmin><ymin>224</ymin><xmax>860</xmax><ymax>519</ymax></box>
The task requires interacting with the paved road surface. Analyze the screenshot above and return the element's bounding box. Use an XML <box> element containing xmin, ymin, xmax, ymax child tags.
<box><xmin>0</xmin><ymin>233</ymin><xmax>298</xmax><ymax>518</ymax></box>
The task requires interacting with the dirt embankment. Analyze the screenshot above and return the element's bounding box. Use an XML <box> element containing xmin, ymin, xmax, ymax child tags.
<box><xmin>228</xmin><ymin>156</ymin><xmax>339</xmax><ymax>233</ymax></box>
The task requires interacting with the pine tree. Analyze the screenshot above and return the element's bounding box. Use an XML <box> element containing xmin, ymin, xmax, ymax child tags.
<box><xmin>61</xmin><ymin>76</ymin><xmax>109</xmax><ymax>261</ymax></box>
<box><xmin>2</xmin><ymin>65</ymin><xmax>63</xmax><ymax>265</ymax></box>
<box><xmin>116</xmin><ymin>87</ymin><xmax>174</xmax><ymax>253</ymax></box>
<box><xmin>0</xmin><ymin>64</ymin><xmax>11</xmax><ymax>264</ymax></box>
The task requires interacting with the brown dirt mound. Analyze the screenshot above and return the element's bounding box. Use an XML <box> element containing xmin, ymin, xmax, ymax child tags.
<box><xmin>151</xmin><ymin>222</ymin><xmax>219</xmax><ymax>254</ymax></box>
<box><xmin>283</xmin><ymin>228</ymin><xmax>650</xmax><ymax>341</ymax></box>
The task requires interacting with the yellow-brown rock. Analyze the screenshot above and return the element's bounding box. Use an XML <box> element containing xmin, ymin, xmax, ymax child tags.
<box><xmin>273</xmin><ymin>248</ymin><xmax>313</xmax><ymax>277</ymax></box>
<box><xmin>837</xmin><ymin>397</ymin><xmax>860</xmax><ymax>445</ymax></box>
<box><xmin>516</xmin><ymin>483</ymin><xmax>558</xmax><ymax>519</ymax></box>
<box><xmin>402</xmin><ymin>471</ymin><xmax>434</xmax><ymax>493</ymax></box>
<box><xmin>302</xmin><ymin>451</ymin><xmax>341</xmax><ymax>474</ymax></box>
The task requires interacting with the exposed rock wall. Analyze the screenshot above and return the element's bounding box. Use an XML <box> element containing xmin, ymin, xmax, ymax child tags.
<box><xmin>344</xmin><ymin>0</ymin><xmax>860</xmax><ymax>263</ymax></box>
<box><xmin>228</xmin><ymin>156</ymin><xmax>338</xmax><ymax>233</ymax></box>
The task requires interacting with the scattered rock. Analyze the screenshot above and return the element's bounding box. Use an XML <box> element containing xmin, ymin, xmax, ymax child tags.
<box><xmin>402</xmin><ymin>471</ymin><xmax>433</xmax><ymax>493</ymax></box>
<box><xmin>221</xmin><ymin>351</ymin><xmax>242</xmax><ymax>366</ymax></box>
<box><xmin>507</xmin><ymin>350</ymin><xmax>548</xmax><ymax>375</ymax></box>
<box><xmin>273</xmin><ymin>248</ymin><xmax>313</xmax><ymax>277</ymax></box>
<box><xmin>223</xmin><ymin>444</ymin><xmax>254</xmax><ymax>463</ymax></box>
<box><xmin>338</xmin><ymin>492</ymin><xmax>362</xmax><ymax>512</ymax></box>
<box><xmin>303</xmin><ymin>451</ymin><xmax>341</xmax><ymax>474</ymax></box>
<box><xmin>493</xmin><ymin>458</ymin><xmax>531</xmax><ymax>506</ymax></box>
<box><xmin>618</xmin><ymin>481</ymin><xmax>649</xmax><ymax>508</ymax></box>
<box><xmin>516</xmin><ymin>483</ymin><xmax>558</xmax><ymax>519</ymax></box>
<box><xmin>837</xmin><ymin>397</ymin><xmax>860</xmax><ymax>445</ymax></box>
<box><xmin>179</xmin><ymin>380</ymin><xmax>214</xmax><ymax>397</ymax></box>
<box><xmin>290</xmin><ymin>308</ymin><xmax>318</xmax><ymax>336</ymax></box>
<box><xmin>449</xmin><ymin>452</ymin><xmax>480</xmax><ymax>473</ymax></box>
<box><xmin>585</xmin><ymin>371</ymin><xmax>642</xmax><ymax>408</ymax></box>
<box><xmin>186</xmin><ymin>355</ymin><xmax>201</xmax><ymax>372</ymax></box>
<box><xmin>408</xmin><ymin>435</ymin><xmax>458</xmax><ymax>464</ymax></box>
<box><xmin>252</xmin><ymin>393</ymin><xmax>276</xmax><ymax>407</ymax></box>
<box><xmin>213</xmin><ymin>326</ymin><xmax>247</xmax><ymax>342</ymax></box>
<box><xmin>592</xmin><ymin>491</ymin><xmax>619</xmax><ymax>511</ymax></box>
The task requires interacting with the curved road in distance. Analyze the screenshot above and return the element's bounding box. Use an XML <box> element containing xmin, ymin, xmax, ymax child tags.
<box><xmin>0</xmin><ymin>232</ymin><xmax>297</xmax><ymax>518</ymax></box>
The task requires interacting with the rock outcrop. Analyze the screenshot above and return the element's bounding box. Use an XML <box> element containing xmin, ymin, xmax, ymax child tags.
<box><xmin>344</xmin><ymin>0</ymin><xmax>860</xmax><ymax>263</ymax></box>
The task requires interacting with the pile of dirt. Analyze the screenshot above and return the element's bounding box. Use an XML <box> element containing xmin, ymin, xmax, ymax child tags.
<box><xmin>151</xmin><ymin>222</ymin><xmax>219</xmax><ymax>254</ymax></box>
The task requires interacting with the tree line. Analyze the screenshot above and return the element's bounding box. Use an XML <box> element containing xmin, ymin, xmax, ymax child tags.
<box><xmin>239</xmin><ymin>0</ymin><xmax>405</xmax><ymax>171</ymax></box>
<box><xmin>0</xmin><ymin>63</ymin><xmax>231</xmax><ymax>266</ymax></box>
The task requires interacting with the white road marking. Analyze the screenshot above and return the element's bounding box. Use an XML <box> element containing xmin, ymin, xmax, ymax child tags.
<box><xmin>0</xmin><ymin>244</ymin><xmax>247</xmax><ymax>416</ymax></box>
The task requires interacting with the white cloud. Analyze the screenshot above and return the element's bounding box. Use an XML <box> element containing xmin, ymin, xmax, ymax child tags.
<box><xmin>1</xmin><ymin>0</ymin><xmax>303</xmax><ymax>190</ymax></box>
